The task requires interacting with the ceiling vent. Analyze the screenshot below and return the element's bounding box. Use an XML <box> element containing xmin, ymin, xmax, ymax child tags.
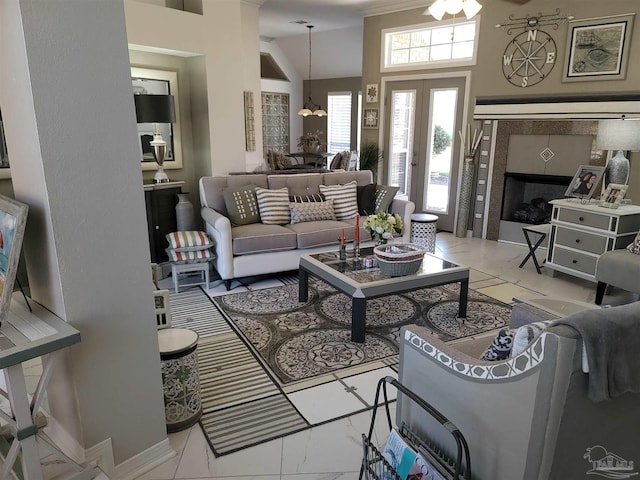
<box><xmin>260</xmin><ymin>53</ymin><xmax>289</xmax><ymax>81</ymax></box>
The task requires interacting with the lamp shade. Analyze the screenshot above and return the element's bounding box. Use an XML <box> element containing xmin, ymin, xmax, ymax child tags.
<box><xmin>427</xmin><ymin>0</ymin><xmax>447</xmax><ymax>20</ymax></box>
<box><xmin>462</xmin><ymin>0</ymin><xmax>482</xmax><ymax>19</ymax></box>
<box><xmin>596</xmin><ymin>118</ymin><xmax>640</xmax><ymax>151</ymax></box>
<box><xmin>134</xmin><ymin>94</ymin><xmax>176</xmax><ymax>124</ymax></box>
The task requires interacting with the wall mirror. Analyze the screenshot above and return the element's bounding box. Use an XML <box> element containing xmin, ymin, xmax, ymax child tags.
<box><xmin>131</xmin><ymin>67</ymin><xmax>183</xmax><ymax>171</ymax></box>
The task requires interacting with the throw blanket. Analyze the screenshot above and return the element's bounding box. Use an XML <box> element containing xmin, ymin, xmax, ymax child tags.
<box><xmin>551</xmin><ymin>302</ymin><xmax>640</xmax><ymax>402</ymax></box>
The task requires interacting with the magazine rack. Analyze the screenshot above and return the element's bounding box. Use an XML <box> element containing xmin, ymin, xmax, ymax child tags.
<box><xmin>360</xmin><ymin>376</ymin><xmax>471</xmax><ymax>480</ymax></box>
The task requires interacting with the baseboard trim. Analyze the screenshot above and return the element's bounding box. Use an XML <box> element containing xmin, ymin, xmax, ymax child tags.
<box><xmin>85</xmin><ymin>438</ymin><xmax>115</xmax><ymax>478</ymax></box>
<box><xmin>113</xmin><ymin>439</ymin><xmax>175</xmax><ymax>480</ymax></box>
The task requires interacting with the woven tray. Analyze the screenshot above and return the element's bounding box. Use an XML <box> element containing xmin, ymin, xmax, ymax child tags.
<box><xmin>376</xmin><ymin>256</ymin><xmax>423</xmax><ymax>276</ymax></box>
<box><xmin>373</xmin><ymin>243</ymin><xmax>427</xmax><ymax>262</ymax></box>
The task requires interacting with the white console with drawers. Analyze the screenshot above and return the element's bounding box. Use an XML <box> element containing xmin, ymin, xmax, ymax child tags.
<box><xmin>546</xmin><ymin>199</ymin><xmax>640</xmax><ymax>282</ymax></box>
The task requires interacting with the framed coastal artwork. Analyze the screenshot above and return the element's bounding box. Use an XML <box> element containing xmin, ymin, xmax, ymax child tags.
<box><xmin>0</xmin><ymin>195</ymin><xmax>28</xmax><ymax>322</ymax></box>
<box><xmin>563</xmin><ymin>14</ymin><xmax>635</xmax><ymax>82</ymax></box>
<box><xmin>565</xmin><ymin>165</ymin><xmax>606</xmax><ymax>200</ymax></box>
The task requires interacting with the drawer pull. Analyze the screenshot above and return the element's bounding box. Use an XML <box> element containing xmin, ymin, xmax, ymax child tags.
<box><xmin>578</xmin><ymin>216</ymin><xmax>584</xmax><ymax>222</ymax></box>
<box><xmin>572</xmin><ymin>259</ymin><xmax>578</xmax><ymax>264</ymax></box>
<box><xmin>575</xmin><ymin>239</ymin><xmax>581</xmax><ymax>244</ymax></box>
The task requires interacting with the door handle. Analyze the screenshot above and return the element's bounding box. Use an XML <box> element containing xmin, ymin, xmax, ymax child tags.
<box><xmin>411</xmin><ymin>162</ymin><xmax>417</xmax><ymax>167</ymax></box>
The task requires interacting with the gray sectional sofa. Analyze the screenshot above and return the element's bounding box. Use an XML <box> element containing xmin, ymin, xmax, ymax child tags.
<box><xmin>199</xmin><ymin>170</ymin><xmax>415</xmax><ymax>289</ymax></box>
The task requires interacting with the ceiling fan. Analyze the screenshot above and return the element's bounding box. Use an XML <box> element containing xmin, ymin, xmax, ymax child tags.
<box><xmin>427</xmin><ymin>0</ymin><xmax>531</xmax><ymax>21</ymax></box>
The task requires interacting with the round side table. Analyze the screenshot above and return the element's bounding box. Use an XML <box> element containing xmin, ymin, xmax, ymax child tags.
<box><xmin>410</xmin><ymin>213</ymin><xmax>439</xmax><ymax>253</ymax></box>
<box><xmin>158</xmin><ymin>328</ymin><xmax>202</xmax><ymax>432</ymax></box>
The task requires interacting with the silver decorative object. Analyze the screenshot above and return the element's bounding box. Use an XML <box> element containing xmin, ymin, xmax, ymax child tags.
<box><xmin>596</xmin><ymin>117</ymin><xmax>640</xmax><ymax>187</ymax></box>
<box><xmin>456</xmin><ymin>158</ymin><xmax>475</xmax><ymax>238</ymax></box>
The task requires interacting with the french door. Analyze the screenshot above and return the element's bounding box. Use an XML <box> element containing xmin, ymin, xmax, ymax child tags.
<box><xmin>383</xmin><ymin>77</ymin><xmax>466</xmax><ymax>232</ymax></box>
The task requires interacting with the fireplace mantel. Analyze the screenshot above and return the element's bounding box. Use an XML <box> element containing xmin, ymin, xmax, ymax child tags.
<box><xmin>474</xmin><ymin>93</ymin><xmax>640</xmax><ymax>120</ymax></box>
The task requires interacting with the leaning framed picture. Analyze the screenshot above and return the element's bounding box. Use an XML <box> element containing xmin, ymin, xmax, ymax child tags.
<box><xmin>599</xmin><ymin>183</ymin><xmax>628</xmax><ymax>209</ymax></box>
<box><xmin>565</xmin><ymin>165</ymin><xmax>606</xmax><ymax>200</ymax></box>
<box><xmin>563</xmin><ymin>13</ymin><xmax>635</xmax><ymax>82</ymax></box>
<box><xmin>0</xmin><ymin>195</ymin><xmax>28</xmax><ymax>322</ymax></box>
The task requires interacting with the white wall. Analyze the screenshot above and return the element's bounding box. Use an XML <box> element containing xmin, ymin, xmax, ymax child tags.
<box><xmin>0</xmin><ymin>0</ymin><xmax>168</xmax><ymax>467</ymax></box>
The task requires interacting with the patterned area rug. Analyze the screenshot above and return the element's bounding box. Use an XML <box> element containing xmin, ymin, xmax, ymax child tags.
<box><xmin>215</xmin><ymin>278</ymin><xmax>511</xmax><ymax>386</ymax></box>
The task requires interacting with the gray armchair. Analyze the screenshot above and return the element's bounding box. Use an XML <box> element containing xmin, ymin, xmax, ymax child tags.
<box><xmin>595</xmin><ymin>249</ymin><xmax>640</xmax><ymax>304</ymax></box>
<box><xmin>396</xmin><ymin>301</ymin><xmax>640</xmax><ymax>480</ymax></box>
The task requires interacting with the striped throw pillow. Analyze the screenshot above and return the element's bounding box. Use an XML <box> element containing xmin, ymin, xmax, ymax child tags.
<box><xmin>255</xmin><ymin>186</ymin><xmax>290</xmax><ymax>225</ymax></box>
<box><xmin>320</xmin><ymin>180</ymin><xmax>358</xmax><ymax>220</ymax></box>
<box><xmin>166</xmin><ymin>248</ymin><xmax>213</xmax><ymax>264</ymax></box>
<box><xmin>165</xmin><ymin>231</ymin><xmax>212</xmax><ymax>252</ymax></box>
<box><xmin>511</xmin><ymin>320</ymin><xmax>554</xmax><ymax>357</ymax></box>
<box><xmin>289</xmin><ymin>193</ymin><xmax>326</xmax><ymax>203</ymax></box>
<box><xmin>289</xmin><ymin>199</ymin><xmax>336</xmax><ymax>224</ymax></box>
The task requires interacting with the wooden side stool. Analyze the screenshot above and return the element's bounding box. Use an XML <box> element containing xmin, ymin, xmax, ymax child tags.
<box><xmin>171</xmin><ymin>262</ymin><xmax>210</xmax><ymax>293</ymax></box>
<box><xmin>519</xmin><ymin>223</ymin><xmax>550</xmax><ymax>274</ymax></box>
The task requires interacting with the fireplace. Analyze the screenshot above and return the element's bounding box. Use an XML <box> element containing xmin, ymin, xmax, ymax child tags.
<box><xmin>501</xmin><ymin>173</ymin><xmax>571</xmax><ymax>225</ymax></box>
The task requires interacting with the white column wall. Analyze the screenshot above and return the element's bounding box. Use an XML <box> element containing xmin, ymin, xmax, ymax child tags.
<box><xmin>0</xmin><ymin>0</ymin><xmax>167</xmax><ymax>465</ymax></box>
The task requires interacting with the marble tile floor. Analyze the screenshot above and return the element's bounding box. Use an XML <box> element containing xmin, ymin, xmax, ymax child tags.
<box><xmin>142</xmin><ymin>233</ymin><xmax>637</xmax><ymax>480</ymax></box>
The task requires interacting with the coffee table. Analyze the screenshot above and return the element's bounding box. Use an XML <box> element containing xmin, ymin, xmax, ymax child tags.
<box><xmin>299</xmin><ymin>247</ymin><xmax>470</xmax><ymax>343</ymax></box>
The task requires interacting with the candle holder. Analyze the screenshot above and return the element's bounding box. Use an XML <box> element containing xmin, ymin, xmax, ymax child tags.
<box><xmin>339</xmin><ymin>244</ymin><xmax>347</xmax><ymax>261</ymax></box>
<box><xmin>353</xmin><ymin>241</ymin><xmax>360</xmax><ymax>261</ymax></box>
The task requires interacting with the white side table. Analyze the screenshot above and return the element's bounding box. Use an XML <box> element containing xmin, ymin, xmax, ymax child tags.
<box><xmin>157</xmin><ymin>328</ymin><xmax>202</xmax><ymax>432</ymax></box>
<box><xmin>410</xmin><ymin>213</ymin><xmax>439</xmax><ymax>253</ymax></box>
<box><xmin>171</xmin><ymin>262</ymin><xmax>210</xmax><ymax>293</ymax></box>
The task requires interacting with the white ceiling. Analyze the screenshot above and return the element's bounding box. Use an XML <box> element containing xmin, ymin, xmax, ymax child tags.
<box><xmin>259</xmin><ymin>0</ymin><xmax>431</xmax><ymax>79</ymax></box>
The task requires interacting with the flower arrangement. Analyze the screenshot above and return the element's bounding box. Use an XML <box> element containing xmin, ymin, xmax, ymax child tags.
<box><xmin>297</xmin><ymin>129</ymin><xmax>323</xmax><ymax>152</ymax></box>
<box><xmin>364</xmin><ymin>211</ymin><xmax>403</xmax><ymax>245</ymax></box>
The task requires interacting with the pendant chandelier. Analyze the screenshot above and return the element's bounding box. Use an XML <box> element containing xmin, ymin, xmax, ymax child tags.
<box><xmin>425</xmin><ymin>0</ymin><xmax>482</xmax><ymax>21</ymax></box>
<box><xmin>298</xmin><ymin>25</ymin><xmax>326</xmax><ymax>117</ymax></box>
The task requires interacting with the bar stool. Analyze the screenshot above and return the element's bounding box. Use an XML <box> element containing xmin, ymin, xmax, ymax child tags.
<box><xmin>410</xmin><ymin>213</ymin><xmax>439</xmax><ymax>253</ymax></box>
<box><xmin>519</xmin><ymin>223</ymin><xmax>550</xmax><ymax>274</ymax></box>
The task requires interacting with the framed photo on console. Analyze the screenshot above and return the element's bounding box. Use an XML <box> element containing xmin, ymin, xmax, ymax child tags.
<box><xmin>0</xmin><ymin>195</ymin><xmax>28</xmax><ymax>322</ymax></box>
<box><xmin>565</xmin><ymin>165</ymin><xmax>606</xmax><ymax>200</ymax></box>
<box><xmin>599</xmin><ymin>183</ymin><xmax>628</xmax><ymax>209</ymax></box>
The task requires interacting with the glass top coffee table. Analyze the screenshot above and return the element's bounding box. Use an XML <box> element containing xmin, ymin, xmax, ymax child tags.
<box><xmin>299</xmin><ymin>247</ymin><xmax>470</xmax><ymax>343</ymax></box>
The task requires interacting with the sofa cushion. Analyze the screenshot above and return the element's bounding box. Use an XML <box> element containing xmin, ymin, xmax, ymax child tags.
<box><xmin>357</xmin><ymin>183</ymin><xmax>377</xmax><ymax>215</ymax></box>
<box><xmin>375</xmin><ymin>185</ymin><xmax>399</xmax><ymax>213</ymax></box>
<box><xmin>268</xmin><ymin>173</ymin><xmax>322</xmax><ymax>196</ymax></box>
<box><xmin>223</xmin><ymin>184</ymin><xmax>261</xmax><ymax>226</ymax></box>
<box><xmin>627</xmin><ymin>231</ymin><xmax>640</xmax><ymax>254</ymax></box>
<box><xmin>287</xmin><ymin>220</ymin><xmax>355</xmax><ymax>249</ymax></box>
<box><xmin>165</xmin><ymin>231</ymin><xmax>212</xmax><ymax>252</ymax></box>
<box><xmin>320</xmin><ymin>180</ymin><xmax>358</xmax><ymax>220</ymax></box>
<box><xmin>255</xmin><ymin>186</ymin><xmax>290</xmax><ymax>225</ymax></box>
<box><xmin>290</xmin><ymin>200</ymin><xmax>336</xmax><ymax>224</ymax></box>
<box><xmin>480</xmin><ymin>328</ymin><xmax>515</xmax><ymax>361</ymax></box>
<box><xmin>231</xmin><ymin>223</ymin><xmax>297</xmax><ymax>255</ymax></box>
<box><xmin>322</xmin><ymin>170</ymin><xmax>373</xmax><ymax>186</ymax></box>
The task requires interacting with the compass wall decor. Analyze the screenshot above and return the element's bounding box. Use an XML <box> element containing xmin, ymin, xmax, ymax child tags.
<box><xmin>497</xmin><ymin>10</ymin><xmax>573</xmax><ymax>88</ymax></box>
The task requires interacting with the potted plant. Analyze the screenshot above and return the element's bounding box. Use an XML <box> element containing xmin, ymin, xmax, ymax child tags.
<box><xmin>359</xmin><ymin>139</ymin><xmax>382</xmax><ymax>179</ymax></box>
<box><xmin>297</xmin><ymin>130</ymin><xmax>323</xmax><ymax>153</ymax></box>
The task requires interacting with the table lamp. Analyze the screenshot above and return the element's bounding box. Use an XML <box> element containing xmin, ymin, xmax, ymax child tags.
<box><xmin>134</xmin><ymin>94</ymin><xmax>176</xmax><ymax>183</ymax></box>
<box><xmin>596</xmin><ymin>116</ymin><xmax>640</xmax><ymax>187</ymax></box>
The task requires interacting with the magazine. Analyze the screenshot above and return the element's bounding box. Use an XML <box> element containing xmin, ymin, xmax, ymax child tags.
<box><xmin>382</xmin><ymin>429</ymin><xmax>445</xmax><ymax>480</ymax></box>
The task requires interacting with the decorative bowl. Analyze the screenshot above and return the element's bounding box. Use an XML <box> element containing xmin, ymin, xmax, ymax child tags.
<box><xmin>373</xmin><ymin>243</ymin><xmax>427</xmax><ymax>276</ymax></box>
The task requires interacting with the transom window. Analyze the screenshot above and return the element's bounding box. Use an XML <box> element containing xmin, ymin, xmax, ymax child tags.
<box><xmin>382</xmin><ymin>18</ymin><xmax>479</xmax><ymax>71</ymax></box>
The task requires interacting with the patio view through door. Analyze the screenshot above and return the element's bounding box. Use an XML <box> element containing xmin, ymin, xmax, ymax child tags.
<box><xmin>383</xmin><ymin>77</ymin><xmax>466</xmax><ymax>232</ymax></box>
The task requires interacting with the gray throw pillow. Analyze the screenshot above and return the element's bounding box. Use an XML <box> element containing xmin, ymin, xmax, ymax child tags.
<box><xmin>375</xmin><ymin>185</ymin><xmax>399</xmax><ymax>213</ymax></box>
<box><xmin>357</xmin><ymin>184</ymin><xmax>377</xmax><ymax>215</ymax></box>
<box><xmin>223</xmin><ymin>184</ymin><xmax>261</xmax><ymax>226</ymax></box>
<box><xmin>289</xmin><ymin>199</ymin><xmax>336</xmax><ymax>224</ymax></box>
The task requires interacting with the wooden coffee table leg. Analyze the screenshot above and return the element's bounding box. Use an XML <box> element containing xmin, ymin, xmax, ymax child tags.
<box><xmin>351</xmin><ymin>297</ymin><xmax>366</xmax><ymax>343</ymax></box>
<box><xmin>299</xmin><ymin>267</ymin><xmax>309</xmax><ymax>302</ymax></box>
<box><xmin>458</xmin><ymin>278</ymin><xmax>469</xmax><ymax>321</ymax></box>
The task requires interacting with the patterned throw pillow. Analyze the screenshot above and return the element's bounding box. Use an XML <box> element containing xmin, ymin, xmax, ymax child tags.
<box><xmin>165</xmin><ymin>248</ymin><xmax>213</xmax><ymax>264</ymax></box>
<box><xmin>255</xmin><ymin>186</ymin><xmax>290</xmax><ymax>225</ymax></box>
<box><xmin>289</xmin><ymin>193</ymin><xmax>326</xmax><ymax>203</ymax></box>
<box><xmin>165</xmin><ymin>231</ymin><xmax>212</xmax><ymax>252</ymax></box>
<box><xmin>627</xmin><ymin>231</ymin><xmax>640</xmax><ymax>255</ymax></box>
<box><xmin>222</xmin><ymin>184</ymin><xmax>260</xmax><ymax>226</ymax></box>
<box><xmin>289</xmin><ymin>200</ymin><xmax>336</xmax><ymax>224</ymax></box>
<box><xmin>480</xmin><ymin>328</ymin><xmax>515</xmax><ymax>361</ymax></box>
<box><xmin>375</xmin><ymin>185</ymin><xmax>399</xmax><ymax>213</ymax></box>
<box><xmin>511</xmin><ymin>320</ymin><xmax>554</xmax><ymax>357</ymax></box>
<box><xmin>319</xmin><ymin>180</ymin><xmax>358</xmax><ymax>220</ymax></box>
<box><xmin>357</xmin><ymin>184</ymin><xmax>377</xmax><ymax>215</ymax></box>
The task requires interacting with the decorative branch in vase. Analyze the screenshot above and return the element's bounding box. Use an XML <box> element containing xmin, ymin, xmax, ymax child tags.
<box><xmin>297</xmin><ymin>130</ymin><xmax>323</xmax><ymax>153</ymax></box>
<box><xmin>455</xmin><ymin>124</ymin><xmax>483</xmax><ymax>238</ymax></box>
